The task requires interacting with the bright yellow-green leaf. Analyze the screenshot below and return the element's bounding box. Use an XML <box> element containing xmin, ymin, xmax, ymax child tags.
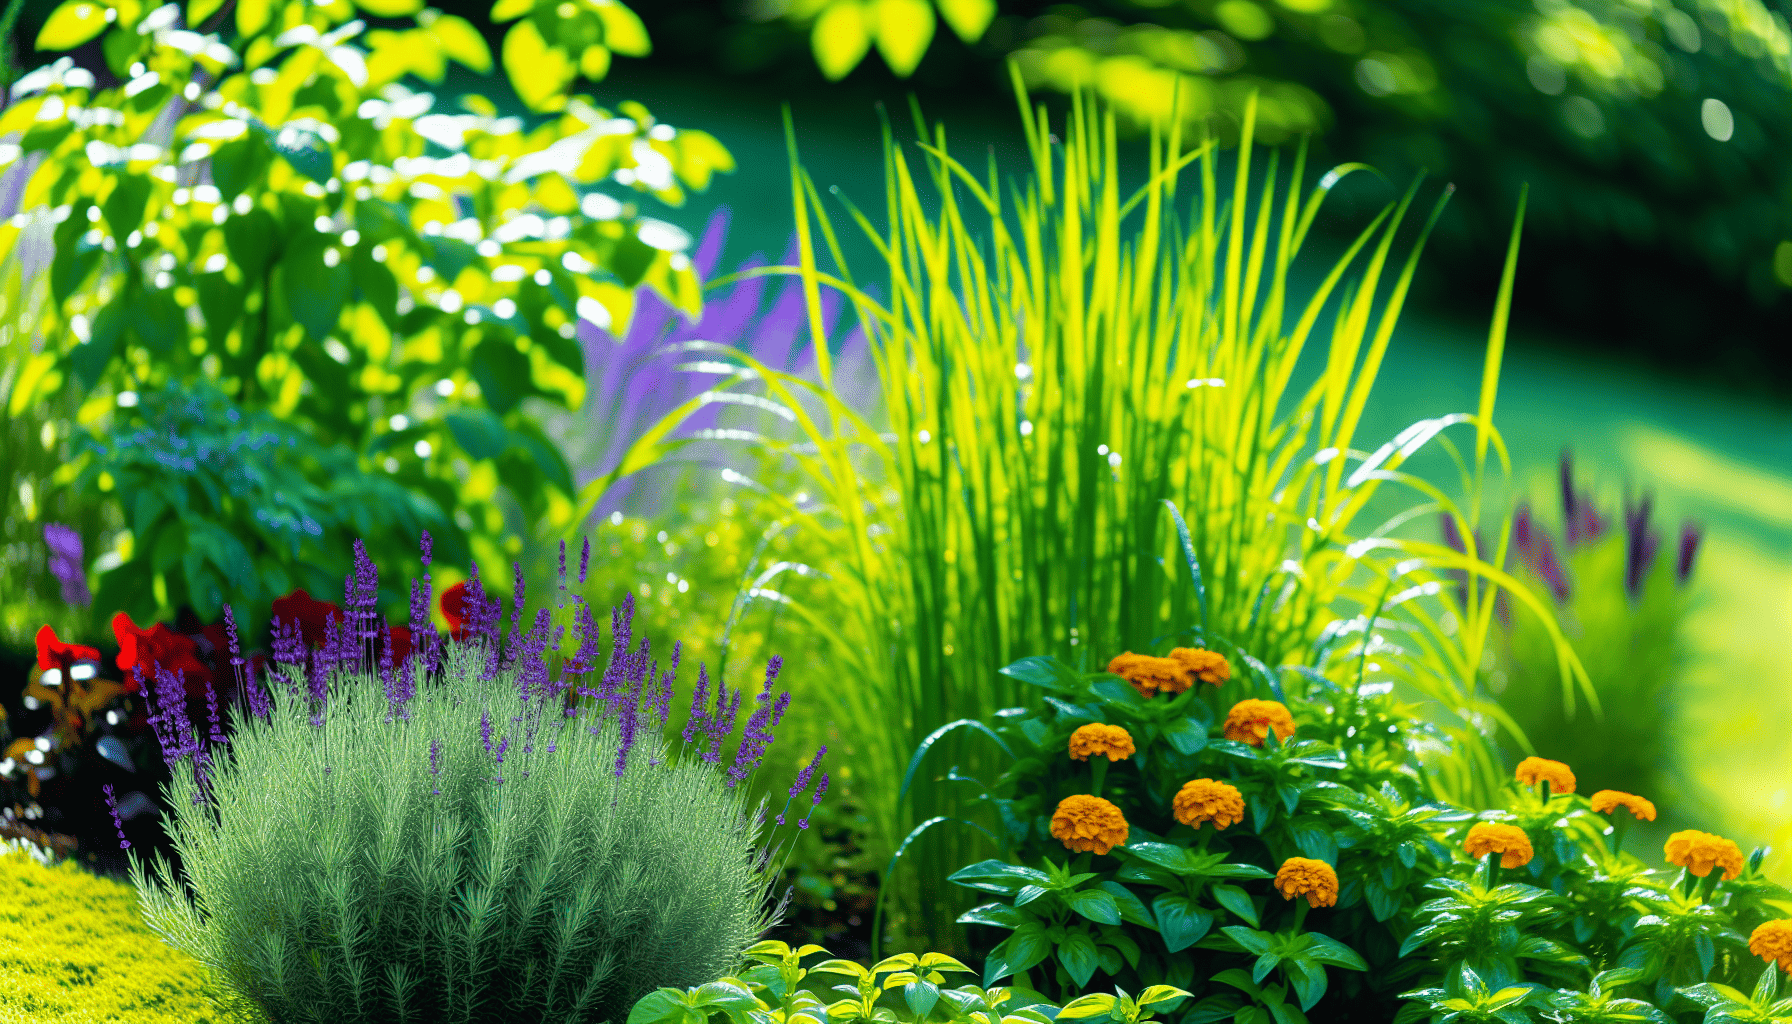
<box><xmin>672</xmin><ymin>128</ymin><xmax>735</xmax><ymax>191</ymax></box>
<box><xmin>407</xmin><ymin>29</ymin><xmax>447</xmax><ymax>82</ymax></box>
<box><xmin>35</xmin><ymin>1</ymin><xmax>111</xmax><ymax>52</ymax></box>
<box><xmin>236</xmin><ymin>0</ymin><xmax>271</xmax><ymax>39</ymax></box>
<box><xmin>578</xmin><ymin>43</ymin><xmax>611</xmax><ymax>80</ymax></box>
<box><xmin>9</xmin><ymin>352</ymin><xmax>60</xmax><ymax>416</ymax></box>
<box><xmin>429</xmin><ymin>14</ymin><xmax>493</xmax><ymax>73</ymax></box>
<box><xmin>502</xmin><ymin>19</ymin><xmax>574</xmax><ymax>110</ymax></box>
<box><xmin>490</xmin><ymin>0</ymin><xmax>532</xmax><ymax>22</ymax></box>
<box><xmin>352</xmin><ymin>0</ymin><xmax>423</xmax><ymax>15</ymax></box>
<box><xmin>871</xmin><ymin>0</ymin><xmax>932</xmax><ymax>77</ymax></box>
<box><xmin>935</xmin><ymin>0</ymin><xmax>993</xmax><ymax>42</ymax></box>
<box><xmin>187</xmin><ymin>0</ymin><xmax>226</xmax><ymax>28</ymax></box>
<box><xmin>811</xmin><ymin>0</ymin><xmax>870</xmax><ymax>81</ymax></box>
<box><xmin>592</xmin><ymin>0</ymin><xmax>649</xmax><ymax>56</ymax></box>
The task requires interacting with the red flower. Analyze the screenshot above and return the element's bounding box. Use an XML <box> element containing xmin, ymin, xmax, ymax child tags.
<box><xmin>35</xmin><ymin>624</ymin><xmax>101</xmax><ymax>674</ymax></box>
<box><xmin>271</xmin><ymin>589</ymin><xmax>344</xmax><ymax>649</ymax></box>
<box><xmin>440</xmin><ymin>581</ymin><xmax>469</xmax><ymax>640</ymax></box>
<box><xmin>387</xmin><ymin>625</ymin><xmax>413</xmax><ymax>665</ymax></box>
<box><xmin>112</xmin><ymin>611</ymin><xmax>213</xmax><ymax>694</ymax></box>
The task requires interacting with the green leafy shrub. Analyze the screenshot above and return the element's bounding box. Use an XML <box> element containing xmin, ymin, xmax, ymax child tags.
<box><xmin>1</xmin><ymin>0</ymin><xmax>734</xmax><ymax>639</ymax></box>
<box><xmin>125</xmin><ymin>539</ymin><xmax>811</xmax><ymax>1024</ymax></box>
<box><xmin>0</xmin><ymin>844</ymin><xmax>263</xmax><ymax>1024</ymax></box>
<box><xmin>907</xmin><ymin>634</ymin><xmax>1792</xmax><ymax>1023</ymax></box>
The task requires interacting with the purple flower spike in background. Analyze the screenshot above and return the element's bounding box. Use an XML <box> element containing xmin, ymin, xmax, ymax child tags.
<box><xmin>1622</xmin><ymin>489</ymin><xmax>1662</xmax><ymax>600</ymax></box>
<box><xmin>1560</xmin><ymin>451</ymin><xmax>1611</xmax><ymax>548</ymax></box>
<box><xmin>103</xmin><ymin>784</ymin><xmax>130</xmax><ymax>851</ymax></box>
<box><xmin>43</xmin><ymin>523</ymin><xmax>91</xmax><ymax>607</ymax></box>
<box><xmin>1676</xmin><ymin>521</ymin><xmax>1703</xmax><ymax>586</ymax></box>
<box><xmin>1533</xmin><ymin>531</ymin><xmax>1572</xmax><ymax>604</ymax></box>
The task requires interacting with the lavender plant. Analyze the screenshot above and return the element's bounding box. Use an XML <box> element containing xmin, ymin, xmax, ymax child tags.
<box><xmin>124</xmin><ymin>534</ymin><xmax>818</xmax><ymax>1024</ymax></box>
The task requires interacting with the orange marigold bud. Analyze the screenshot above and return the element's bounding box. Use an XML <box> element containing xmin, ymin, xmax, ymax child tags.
<box><xmin>1106</xmin><ymin>652</ymin><xmax>1191</xmax><ymax>697</ymax></box>
<box><xmin>1168</xmin><ymin>647</ymin><xmax>1230</xmax><ymax>687</ymax></box>
<box><xmin>1589</xmin><ymin>790</ymin><xmax>1656</xmax><ymax>822</ymax></box>
<box><xmin>1223</xmin><ymin>699</ymin><xmax>1295</xmax><ymax>746</ymax></box>
<box><xmin>1464</xmin><ymin>822</ymin><xmax>1534</xmax><ymax>869</ymax></box>
<box><xmin>1749</xmin><ymin>920</ymin><xmax>1792</xmax><ymax>972</ymax></box>
<box><xmin>1274</xmin><ymin>857</ymin><xmax>1339</xmax><ymax>908</ymax></box>
<box><xmin>1068</xmin><ymin>723</ymin><xmax>1136</xmax><ymax>762</ymax></box>
<box><xmin>1173</xmin><ymin>778</ymin><xmax>1245</xmax><ymax>831</ymax></box>
<box><xmin>1050</xmin><ymin>795</ymin><xmax>1129</xmax><ymax>855</ymax></box>
<box><xmin>1514</xmin><ymin>756</ymin><xmax>1576</xmax><ymax>795</ymax></box>
<box><xmin>1664</xmin><ymin>830</ymin><xmax>1745</xmax><ymax>880</ymax></box>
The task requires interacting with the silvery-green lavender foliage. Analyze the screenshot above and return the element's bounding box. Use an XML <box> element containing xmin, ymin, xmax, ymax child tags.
<box><xmin>125</xmin><ymin>536</ymin><xmax>814</xmax><ymax>1024</ymax></box>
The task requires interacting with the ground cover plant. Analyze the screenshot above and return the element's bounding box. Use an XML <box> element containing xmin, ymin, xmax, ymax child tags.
<box><xmin>599</xmin><ymin>75</ymin><xmax>1591</xmax><ymax>949</ymax></box>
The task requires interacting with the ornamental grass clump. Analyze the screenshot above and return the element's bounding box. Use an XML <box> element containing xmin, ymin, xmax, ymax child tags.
<box><xmin>122</xmin><ymin>533</ymin><xmax>810</xmax><ymax>1024</ymax></box>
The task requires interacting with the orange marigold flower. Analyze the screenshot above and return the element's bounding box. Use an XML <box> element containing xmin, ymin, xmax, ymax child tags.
<box><xmin>1589</xmin><ymin>790</ymin><xmax>1657</xmax><ymax>822</ymax></box>
<box><xmin>1514</xmin><ymin>757</ymin><xmax>1577</xmax><ymax>795</ymax></box>
<box><xmin>1107</xmin><ymin>652</ymin><xmax>1192</xmax><ymax>697</ymax></box>
<box><xmin>1173</xmin><ymin>779</ymin><xmax>1245</xmax><ymax>831</ymax></box>
<box><xmin>1463</xmin><ymin>822</ymin><xmax>1534</xmax><ymax>869</ymax></box>
<box><xmin>1222</xmin><ymin>699</ymin><xmax>1296</xmax><ymax>746</ymax></box>
<box><xmin>1050</xmin><ymin>795</ymin><xmax>1129</xmax><ymax>855</ymax></box>
<box><xmin>1664</xmin><ymin>830</ymin><xmax>1745</xmax><ymax>880</ymax></box>
<box><xmin>1168</xmin><ymin>647</ymin><xmax>1231</xmax><ymax>687</ymax></box>
<box><xmin>1274</xmin><ymin>858</ymin><xmax>1339</xmax><ymax>908</ymax></box>
<box><xmin>1748</xmin><ymin>920</ymin><xmax>1792</xmax><ymax>972</ymax></box>
<box><xmin>1068</xmin><ymin>723</ymin><xmax>1136</xmax><ymax>762</ymax></box>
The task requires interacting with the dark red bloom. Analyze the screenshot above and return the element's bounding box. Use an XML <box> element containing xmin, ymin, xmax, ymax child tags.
<box><xmin>440</xmin><ymin>581</ymin><xmax>469</xmax><ymax>640</ymax></box>
<box><xmin>112</xmin><ymin>611</ymin><xmax>213</xmax><ymax>695</ymax></box>
<box><xmin>35</xmin><ymin>624</ymin><xmax>101</xmax><ymax>673</ymax></box>
<box><xmin>271</xmin><ymin>589</ymin><xmax>344</xmax><ymax>649</ymax></box>
<box><xmin>388</xmin><ymin>625</ymin><xmax>414</xmax><ymax>665</ymax></box>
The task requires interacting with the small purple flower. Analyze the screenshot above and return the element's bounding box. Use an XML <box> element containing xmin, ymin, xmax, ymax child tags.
<box><xmin>103</xmin><ymin>784</ymin><xmax>130</xmax><ymax>850</ymax></box>
<box><xmin>202</xmin><ymin>674</ymin><xmax>225</xmax><ymax>747</ymax></box>
<box><xmin>43</xmin><ymin>522</ymin><xmax>91</xmax><ymax>607</ymax></box>
<box><xmin>1560</xmin><ymin>451</ymin><xmax>1611</xmax><ymax>548</ymax></box>
<box><xmin>770</xmin><ymin>691</ymin><xmax>792</xmax><ymax>727</ymax></box>
<box><xmin>558</xmin><ymin>540</ymin><xmax>568</xmax><ymax>589</ymax></box>
<box><xmin>1512</xmin><ymin>503</ymin><xmax>1536</xmax><ymax>566</ymax></box>
<box><xmin>578</xmin><ymin>536</ymin><xmax>591</xmax><ymax>586</ymax></box>
<box><xmin>481</xmin><ymin>708</ymin><xmax>493</xmax><ymax>754</ymax></box>
<box><xmin>420</xmin><ymin>529</ymin><xmax>433</xmax><ymax>568</ymax></box>
<box><xmin>1676</xmin><ymin>521</ymin><xmax>1702</xmax><ymax>586</ymax></box>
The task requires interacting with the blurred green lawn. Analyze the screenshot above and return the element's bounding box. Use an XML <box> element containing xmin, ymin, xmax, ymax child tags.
<box><xmin>581</xmin><ymin>66</ymin><xmax>1792</xmax><ymax>876</ymax></box>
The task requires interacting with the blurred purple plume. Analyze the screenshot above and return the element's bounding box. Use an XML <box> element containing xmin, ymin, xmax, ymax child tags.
<box><xmin>1622</xmin><ymin>489</ymin><xmax>1662</xmax><ymax>600</ymax></box>
<box><xmin>43</xmin><ymin>523</ymin><xmax>91</xmax><ymax>607</ymax></box>
<box><xmin>575</xmin><ymin>207</ymin><xmax>878</xmax><ymax>523</ymax></box>
<box><xmin>1559</xmin><ymin>451</ymin><xmax>1610</xmax><ymax>548</ymax></box>
<box><xmin>1676</xmin><ymin>521</ymin><xmax>1702</xmax><ymax>586</ymax></box>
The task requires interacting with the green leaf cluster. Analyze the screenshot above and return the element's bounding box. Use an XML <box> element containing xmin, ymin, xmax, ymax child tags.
<box><xmin>1</xmin><ymin>0</ymin><xmax>734</xmax><ymax>636</ymax></box>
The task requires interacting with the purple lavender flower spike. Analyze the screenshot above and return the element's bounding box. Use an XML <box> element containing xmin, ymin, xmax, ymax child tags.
<box><xmin>798</xmin><ymin>773</ymin><xmax>829</xmax><ymax>829</ymax></box>
<box><xmin>683</xmin><ymin>663</ymin><xmax>711</xmax><ymax>744</ymax></box>
<box><xmin>380</xmin><ymin>628</ymin><xmax>398</xmax><ymax>719</ymax></box>
<box><xmin>103</xmin><ymin>784</ymin><xmax>130</xmax><ymax>850</ymax></box>
<box><xmin>770</xmin><ymin>691</ymin><xmax>792</xmax><ymax>727</ymax></box>
<box><xmin>429</xmin><ymin>737</ymin><xmax>443</xmax><ymax>795</ymax></box>
<box><xmin>243</xmin><ymin>669</ymin><xmax>271</xmax><ymax>722</ymax></box>
<box><xmin>481</xmin><ymin>708</ymin><xmax>494</xmax><ymax>754</ymax></box>
<box><xmin>43</xmin><ymin>523</ymin><xmax>91</xmax><ymax>606</ymax></box>
<box><xmin>1512</xmin><ymin>503</ymin><xmax>1536</xmax><ymax>567</ymax></box>
<box><xmin>558</xmin><ymin>540</ymin><xmax>568</xmax><ymax>590</ymax></box>
<box><xmin>578</xmin><ymin>536</ymin><xmax>591</xmax><ymax>586</ymax></box>
<box><xmin>1676</xmin><ymin>521</ymin><xmax>1702</xmax><ymax>586</ymax></box>
<box><xmin>614</xmin><ymin>697</ymin><xmax>639</xmax><ymax>777</ymax></box>
<box><xmin>790</xmin><ymin>746</ymin><xmax>825</xmax><ymax>798</ymax></box>
<box><xmin>1559</xmin><ymin>453</ymin><xmax>1580</xmax><ymax>547</ymax></box>
<box><xmin>203</xmin><ymin>674</ymin><xmax>225</xmax><ymax>747</ymax></box>
<box><xmin>420</xmin><ymin>529</ymin><xmax>433</xmax><ymax>568</ymax></box>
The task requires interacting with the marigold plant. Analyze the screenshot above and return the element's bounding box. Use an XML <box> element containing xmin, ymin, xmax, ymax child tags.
<box><xmin>1172</xmin><ymin>778</ymin><xmax>1245</xmax><ymax>831</ymax></box>
<box><xmin>1751</xmin><ymin>920</ymin><xmax>1792</xmax><ymax>973</ymax></box>
<box><xmin>1067</xmin><ymin>724</ymin><xmax>1135</xmax><ymax>762</ymax></box>
<box><xmin>1462</xmin><ymin>821</ymin><xmax>1535</xmax><ymax>869</ymax></box>
<box><xmin>1514</xmin><ymin>755</ymin><xmax>1577</xmax><ymax>795</ymax></box>
<box><xmin>1222</xmin><ymin>699</ymin><xmax>1296</xmax><ymax>747</ymax></box>
<box><xmin>1664</xmin><ymin>829</ymin><xmax>1746</xmax><ymax>881</ymax></box>
<box><xmin>1275</xmin><ymin>858</ymin><xmax>1340</xmax><ymax>909</ymax></box>
<box><xmin>1048</xmin><ymin>795</ymin><xmax>1129</xmax><ymax>856</ymax></box>
<box><xmin>1106</xmin><ymin>653</ymin><xmax>1194</xmax><ymax>699</ymax></box>
<box><xmin>1590</xmin><ymin>789</ymin><xmax>1657</xmax><ymax>821</ymax></box>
